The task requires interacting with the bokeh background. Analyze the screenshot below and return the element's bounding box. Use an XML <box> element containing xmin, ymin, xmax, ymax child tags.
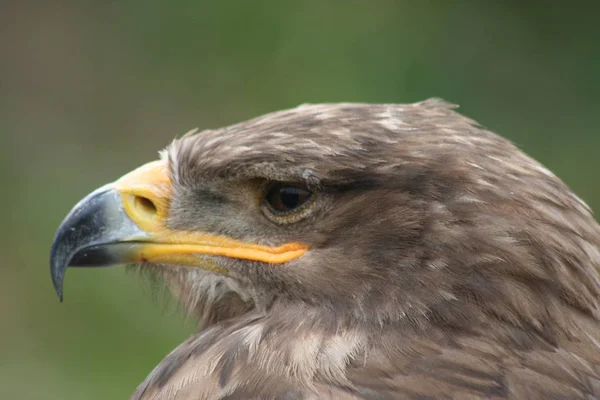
<box><xmin>2</xmin><ymin>1</ymin><xmax>599</xmax><ymax>398</ymax></box>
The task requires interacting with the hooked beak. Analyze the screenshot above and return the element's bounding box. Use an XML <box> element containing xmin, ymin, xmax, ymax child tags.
<box><xmin>50</xmin><ymin>160</ymin><xmax>308</xmax><ymax>300</ymax></box>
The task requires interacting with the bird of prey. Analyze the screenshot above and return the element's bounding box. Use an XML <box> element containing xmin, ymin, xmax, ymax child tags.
<box><xmin>50</xmin><ymin>99</ymin><xmax>600</xmax><ymax>399</ymax></box>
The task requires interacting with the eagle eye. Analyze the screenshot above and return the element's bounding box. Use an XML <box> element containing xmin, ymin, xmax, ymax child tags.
<box><xmin>262</xmin><ymin>182</ymin><xmax>314</xmax><ymax>220</ymax></box>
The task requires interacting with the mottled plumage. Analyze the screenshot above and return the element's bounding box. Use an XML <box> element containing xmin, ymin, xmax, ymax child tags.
<box><xmin>52</xmin><ymin>99</ymin><xmax>600</xmax><ymax>399</ymax></box>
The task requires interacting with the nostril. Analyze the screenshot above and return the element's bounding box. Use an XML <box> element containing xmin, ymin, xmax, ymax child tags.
<box><xmin>133</xmin><ymin>195</ymin><xmax>158</xmax><ymax>218</ymax></box>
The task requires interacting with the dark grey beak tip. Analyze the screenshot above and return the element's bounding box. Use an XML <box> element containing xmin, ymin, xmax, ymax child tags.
<box><xmin>50</xmin><ymin>187</ymin><xmax>141</xmax><ymax>301</ymax></box>
<box><xmin>50</xmin><ymin>223</ymin><xmax>69</xmax><ymax>302</ymax></box>
<box><xmin>50</xmin><ymin>255</ymin><xmax>65</xmax><ymax>302</ymax></box>
<box><xmin>52</xmin><ymin>275</ymin><xmax>64</xmax><ymax>302</ymax></box>
<box><xmin>49</xmin><ymin>187</ymin><xmax>115</xmax><ymax>302</ymax></box>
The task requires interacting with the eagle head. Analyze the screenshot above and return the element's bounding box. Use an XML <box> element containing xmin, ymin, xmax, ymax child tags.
<box><xmin>50</xmin><ymin>99</ymin><xmax>600</xmax><ymax>398</ymax></box>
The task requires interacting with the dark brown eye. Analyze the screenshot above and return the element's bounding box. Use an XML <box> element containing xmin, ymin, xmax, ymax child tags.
<box><xmin>263</xmin><ymin>183</ymin><xmax>313</xmax><ymax>215</ymax></box>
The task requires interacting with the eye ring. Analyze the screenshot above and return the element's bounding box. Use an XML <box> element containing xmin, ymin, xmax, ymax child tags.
<box><xmin>261</xmin><ymin>182</ymin><xmax>315</xmax><ymax>223</ymax></box>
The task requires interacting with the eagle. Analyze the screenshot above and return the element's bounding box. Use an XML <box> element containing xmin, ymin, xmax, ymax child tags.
<box><xmin>50</xmin><ymin>99</ymin><xmax>600</xmax><ymax>399</ymax></box>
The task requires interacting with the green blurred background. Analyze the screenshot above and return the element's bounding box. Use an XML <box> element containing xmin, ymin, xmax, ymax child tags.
<box><xmin>2</xmin><ymin>1</ymin><xmax>599</xmax><ymax>398</ymax></box>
